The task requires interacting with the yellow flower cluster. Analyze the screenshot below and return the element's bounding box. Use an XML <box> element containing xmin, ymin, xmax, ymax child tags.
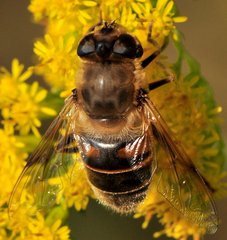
<box><xmin>0</xmin><ymin>0</ymin><xmax>225</xmax><ymax>240</ymax></box>
<box><xmin>0</xmin><ymin>59</ymin><xmax>56</xmax><ymax>137</ymax></box>
<box><xmin>0</xmin><ymin>125</ymin><xmax>27</xmax><ymax>208</ymax></box>
<box><xmin>9</xmin><ymin>210</ymin><xmax>70</xmax><ymax>240</ymax></box>
<box><xmin>101</xmin><ymin>0</ymin><xmax>187</xmax><ymax>43</ymax></box>
<box><xmin>0</xmin><ymin>59</ymin><xmax>70</xmax><ymax>239</ymax></box>
<box><xmin>135</xmin><ymin>184</ymin><xmax>205</xmax><ymax>240</ymax></box>
<box><xmin>57</xmin><ymin>160</ymin><xmax>94</xmax><ymax>211</ymax></box>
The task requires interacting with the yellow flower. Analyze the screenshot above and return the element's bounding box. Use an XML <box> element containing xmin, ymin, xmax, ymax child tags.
<box><xmin>0</xmin><ymin>208</ymin><xmax>9</xmax><ymax>239</ymax></box>
<box><xmin>0</xmin><ymin>124</ymin><xmax>27</xmax><ymax>207</ymax></box>
<box><xmin>3</xmin><ymin>81</ymin><xmax>56</xmax><ymax>137</ymax></box>
<box><xmin>26</xmin><ymin>214</ymin><xmax>70</xmax><ymax>240</ymax></box>
<box><xmin>29</xmin><ymin>0</ymin><xmax>97</xmax><ymax>23</ymax></box>
<box><xmin>135</xmin><ymin>185</ymin><xmax>206</xmax><ymax>240</ymax></box>
<box><xmin>134</xmin><ymin>0</ymin><xmax>187</xmax><ymax>44</ymax></box>
<box><xmin>100</xmin><ymin>0</ymin><xmax>139</xmax><ymax>30</ymax></box>
<box><xmin>49</xmin><ymin>159</ymin><xmax>93</xmax><ymax>211</ymax></box>
<box><xmin>34</xmin><ymin>34</ymin><xmax>78</xmax><ymax>92</ymax></box>
<box><xmin>0</xmin><ymin>59</ymin><xmax>56</xmax><ymax>137</ymax></box>
<box><xmin>100</xmin><ymin>0</ymin><xmax>187</xmax><ymax>44</ymax></box>
<box><xmin>8</xmin><ymin>188</ymin><xmax>69</xmax><ymax>239</ymax></box>
<box><xmin>9</xmin><ymin>209</ymin><xmax>70</xmax><ymax>240</ymax></box>
<box><xmin>0</xmin><ymin>59</ymin><xmax>32</xmax><ymax>107</ymax></box>
<box><xmin>62</xmin><ymin>161</ymin><xmax>93</xmax><ymax>211</ymax></box>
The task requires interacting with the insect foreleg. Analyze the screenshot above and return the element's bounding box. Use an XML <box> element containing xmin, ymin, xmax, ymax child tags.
<box><xmin>141</xmin><ymin>50</ymin><xmax>162</xmax><ymax>68</ymax></box>
<box><xmin>148</xmin><ymin>78</ymin><xmax>172</xmax><ymax>91</ymax></box>
<box><xmin>141</xmin><ymin>22</ymin><xmax>168</xmax><ymax>68</ymax></box>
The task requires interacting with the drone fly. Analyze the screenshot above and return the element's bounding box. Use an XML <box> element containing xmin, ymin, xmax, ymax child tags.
<box><xmin>9</xmin><ymin>21</ymin><xmax>218</xmax><ymax>234</ymax></box>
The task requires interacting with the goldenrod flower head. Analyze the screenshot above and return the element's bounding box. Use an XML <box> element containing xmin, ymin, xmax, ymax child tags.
<box><xmin>61</xmin><ymin>161</ymin><xmax>93</xmax><ymax>211</ymax></box>
<box><xmin>9</xmin><ymin>209</ymin><xmax>70</xmax><ymax>240</ymax></box>
<box><xmin>101</xmin><ymin>0</ymin><xmax>187</xmax><ymax>44</ymax></box>
<box><xmin>0</xmin><ymin>208</ymin><xmax>10</xmax><ymax>238</ymax></box>
<box><xmin>25</xmin><ymin>214</ymin><xmax>70</xmax><ymax>240</ymax></box>
<box><xmin>34</xmin><ymin>34</ymin><xmax>78</xmax><ymax>92</ymax></box>
<box><xmin>0</xmin><ymin>124</ymin><xmax>27</xmax><ymax>207</ymax></box>
<box><xmin>0</xmin><ymin>59</ymin><xmax>56</xmax><ymax>137</ymax></box>
<box><xmin>47</xmin><ymin>159</ymin><xmax>93</xmax><ymax>212</ymax></box>
<box><xmin>0</xmin><ymin>59</ymin><xmax>32</xmax><ymax>107</ymax></box>
<box><xmin>29</xmin><ymin>0</ymin><xmax>97</xmax><ymax>23</ymax></box>
<box><xmin>148</xmin><ymin>0</ymin><xmax>187</xmax><ymax>42</ymax></box>
<box><xmin>135</xmin><ymin>185</ymin><xmax>206</xmax><ymax>239</ymax></box>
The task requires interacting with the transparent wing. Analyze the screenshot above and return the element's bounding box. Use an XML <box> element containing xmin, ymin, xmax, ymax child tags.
<box><xmin>143</xmin><ymin>97</ymin><xmax>218</xmax><ymax>234</ymax></box>
<box><xmin>9</xmin><ymin>95</ymin><xmax>80</xmax><ymax>214</ymax></box>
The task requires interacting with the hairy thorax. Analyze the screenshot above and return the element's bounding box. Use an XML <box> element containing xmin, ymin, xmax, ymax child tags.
<box><xmin>77</xmin><ymin>61</ymin><xmax>136</xmax><ymax>119</ymax></box>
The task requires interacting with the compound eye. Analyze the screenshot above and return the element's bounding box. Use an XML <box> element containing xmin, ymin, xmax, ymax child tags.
<box><xmin>77</xmin><ymin>34</ymin><xmax>95</xmax><ymax>57</ymax></box>
<box><xmin>113</xmin><ymin>34</ymin><xmax>143</xmax><ymax>59</ymax></box>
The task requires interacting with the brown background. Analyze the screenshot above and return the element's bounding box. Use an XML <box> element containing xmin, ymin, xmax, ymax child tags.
<box><xmin>0</xmin><ymin>0</ymin><xmax>226</xmax><ymax>239</ymax></box>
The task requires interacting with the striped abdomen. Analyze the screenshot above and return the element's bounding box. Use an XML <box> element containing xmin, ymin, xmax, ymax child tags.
<box><xmin>78</xmin><ymin>133</ymin><xmax>153</xmax><ymax>213</ymax></box>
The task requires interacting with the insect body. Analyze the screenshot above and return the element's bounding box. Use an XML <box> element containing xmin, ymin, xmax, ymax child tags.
<box><xmin>75</xmin><ymin>23</ymin><xmax>153</xmax><ymax>212</ymax></box>
<box><xmin>10</xmin><ymin>21</ymin><xmax>218</xmax><ymax>234</ymax></box>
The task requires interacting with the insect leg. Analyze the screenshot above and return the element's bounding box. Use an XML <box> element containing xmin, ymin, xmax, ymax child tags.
<box><xmin>148</xmin><ymin>59</ymin><xmax>175</xmax><ymax>91</ymax></box>
<box><xmin>142</xmin><ymin>23</ymin><xmax>174</xmax><ymax>90</ymax></box>
<box><xmin>141</xmin><ymin>50</ymin><xmax>161</xmax><ymax>68</ymax></box>
<box><xmin>141</xmin><ymin>22</ymin><xmax>168</xmax><ymax>68</ymax></box>
<box><xmin>148</xmin><ymin>78</ymin><xmax>172</xmax><ymax>91</ymax></box>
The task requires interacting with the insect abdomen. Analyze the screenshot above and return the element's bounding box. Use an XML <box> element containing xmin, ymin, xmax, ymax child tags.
<box><xmin>78</xmin><ymin>135</ymin><xmax>153</xmax><ymax>213</ymax></box>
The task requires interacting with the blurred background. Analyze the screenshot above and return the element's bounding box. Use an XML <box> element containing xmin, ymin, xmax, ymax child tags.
<box><xmin>0</xmin><ymin>0</ymin><xmax>226</xmax><ymax>239</ymax></box>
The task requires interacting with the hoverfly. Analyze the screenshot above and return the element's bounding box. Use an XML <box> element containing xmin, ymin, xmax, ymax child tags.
<box><xmin>9</xmin><ymin>21</ymin><xmax>218</xmax><ymax>234</ymax></box>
